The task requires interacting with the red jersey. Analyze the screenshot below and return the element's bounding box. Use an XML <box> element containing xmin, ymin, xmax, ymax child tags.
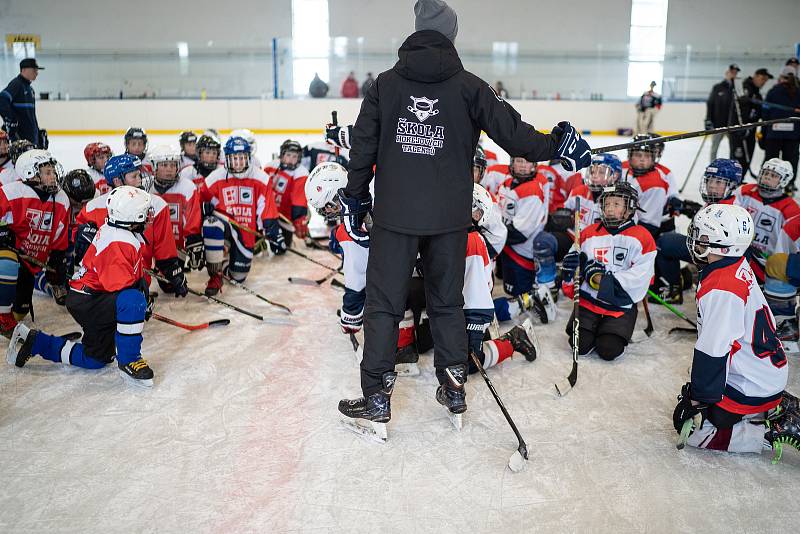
<box><xmin>179</xmin><ymin>163</ymin><xmax>222</xmax><ymax>190</ymax></box>
<box><xmin>0</xmin><ymin>181</ymin><xmax>70</xmax><ymax>273</ymax></box>
<box><xmin>77</xmin><ymin>191</ymin><xmax>177</xmax><ymax>270</ymax></box>
<box><xmin>264</xmin><ymin>160</ymin><xmax>309</xmax><ymax>221</ymax></box>
<box><xmin>70</xmin><ymin>224</ymin><xmax>144</xmax><ymax>293</ymax></box>
<box><xmin>154</xmin><ymin>177</ymin><xmax>202</xmax><ymax>249</ymax></box>
<box><xmin>200</xmin><ymin>166</ymin><xmax>279</xmax><ymax>248</ymax></box>
<box><xmin>536</xmin><ymin>164</ymin><xmax>568</xmax><ymax>212</ymax></box>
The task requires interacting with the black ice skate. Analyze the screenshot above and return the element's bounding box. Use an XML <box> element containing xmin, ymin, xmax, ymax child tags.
<box><xmin>117</xmin><ymin>358</ymin><xmax>154</xmax><ymax>388</ymax></box>
<box><xmin>6</xmin><ymin>323</ymin><xmax>37</xmax><ymax>368</ymax></box>
<box><xmin>765</xmin><ymin>409</ymin><xmax>800</xmax><ymax>464</ymax></box>
<box><xmin>436</xmin><ymin>363</ymin><xmax>468</xmax><ymax>430</ymax></box>
<box><xmin>499</xmin><ymin>318</ymin><xmax>539</xmax><ymax>362</ymax></box>
<box><xmin>338</xmin><ymin>371</ymin><xmax>397</xmax><ymax>443</ymax></box>
<box><xmin>529</xmin><ymin>285</ymin><xmax>557</xmax><ymax>324</ymax></box>
<box><xmin>395</xmin><ymin>345</ymin><xmax>420</xmax><ymax>377</ymax></box>
<box><xmin>777</xmin><ymin>317</ymin><xmax>799</xmax><ymax>354</ymax></box>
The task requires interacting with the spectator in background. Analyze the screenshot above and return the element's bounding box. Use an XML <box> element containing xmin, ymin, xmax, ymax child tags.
<box><xmin>341</xmin><ymin>71</ymin><xmax>360</xmax><ymax>98</ymax></box>
<box><xmin>705</xmin><ymin>64</ymin><xmax>740</xmax><ymax>162</ymax></box>
<box><xmin>361</xmin><ymin>72</ymin><xmax>375</xmax><ymax>97</ymax></box>
<box><xmin>761</xmin><ymin>66</ymin><xmax>800</xmax><ymax>190</ymax></box>
<box><xmin>635</xmin><ymin>80</ymin><xmax>662</xmax><ymax>135</ymax></box>
<box><xmin>494</xmin><ymin>81</ymin><xmax>508</xmax><ymax>98</ymax></box>
<box><xmin>309</xmin><ymin>73</ymin><xmax>329</xmax><ymax>98</ymax></box>
<box><xmin>734</xmin><ymin>67</ymin><xmax>773</xmax><ymax>172</ymax></box>
<box><xmin>786</xmin><ymin>58</ymin><xmax>799</xmax><ymax>88</ymax></box>
<box><xmin>0</xmin><ymin>58</ymin><xmax>45</xmax><ymax>148</ymax></box>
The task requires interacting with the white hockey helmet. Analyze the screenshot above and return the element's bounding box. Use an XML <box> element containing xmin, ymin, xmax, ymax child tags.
<box><xmin>107</xmin><ymin>185</ymin><xmax>152</xmax><ymax>230</ymax></box>
<box><xmin>686</xmin><ymin>204</ymin><xmax>754</xmax><ymax>263</ymax></box>
<box><xmin>758</xmin><ymin>158</ymin><xmax>794</xmax><ymax>198</ymax></box>
<box><xmin>15</xmin><ymin>149</ymin><xmax>63</xmax><ymax>194</ymax></box>
<box><xmin>472</xmin><ymin>183</ymin><xmax>494</xmax><ymax>226</ymax></box>
<box><xmin>305</xmin><ymin>161</ymin><xmax>348</xmax><ymax>214</ymax></box>
<box><xmin>230</xmin><ymin>129</ymin><xmax>257</xmax><ymax>156</ymax></box>
<box><xmin>148</xmin><ymin>144</ymin><xmax>181</xmax><ymax>166</ymax></box>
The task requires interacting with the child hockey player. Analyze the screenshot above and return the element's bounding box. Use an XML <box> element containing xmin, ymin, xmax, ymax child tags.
<box><xmin>7</xmin><ymin>186</ymin><xmax>159</xmax><ymax>387</ymax></box>
<box><xmin>148</xmin><ymin>145</ymin><xmax>203</xmax><ymax>271</ymax></box>
<box><xmin>0</xmin><ymin>149</ymin><xmax>71</xmax><ymax>335</ymax></box>
<box><xmin>178</xmin><ymin>131</ymin><xmax>198</xmax><ymax>170</ymax></box>
<box><xmin>229</xmin><ymin>129</ymin><xmax>261</xmax><ymax>168</ymax></box>
<box><xmin>83</xmin><ymin>142</ymin><xmax>113</xmax><ymax>194</ymax></box>
<box><xmin>264</xmin><ymin>139</ymin><xmax>310</xmax><ymax>241</ymax></box>
<box><xmin>200</xmin><ymin>136</ymin><xmax>285</xmax><ymax>296</ymax></box>
<box><xmin>673</xmin><ymin>204</ymin><xmax>800</xmax><ymax>462</ymax></box>
<box><xmin>179</xmin><ymin>134</ymin><xmax>222</xmax><ymax>189</ymax></box>
<box><xmin>560</xmin><ymin>181</ymin><xmax>656</xmax><ymax>360</ymax></box>
<box><xmin>0</xmin><ymin>139</ymin><xmax>34</xmax><ymax>184</ymax></box>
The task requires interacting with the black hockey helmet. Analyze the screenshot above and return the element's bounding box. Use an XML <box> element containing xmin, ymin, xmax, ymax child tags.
<box><xmin>124</xmin><ymin>127</ymin><xmax>148</xmax><ymax>155</ymax></box>
<box><xmin>179</xmin><ymin>130</ymin><xmax>198</xmax><ymax>148</ymax></box>
<box><xmin>598</xmin><ymin>181</ymin><xmax>641</xmax><ymax>228</ymax></box>
<box><xmin>473</xmin><ymin>146</ymin><xmax>488</xmax><ymax>182</ymax></box>
<box><xmin>60</xmin><ymin>169</ymin><xmax>96</xmax><ymax>204</ymax></box>
<box><xmin>8</xmin><ymin>139</ymin><xmax>34</xmax><ymax>164</ymax></box>
<box><xmin>195</xmin><ymin>134</ymin><xmax>221</xmax><ymax>172</ymax></box>
<box><xmin>279</xmin><ymin>139</ymin><xmax>303</xmax><ymax>170</ymax></box>
<box><xmin>627</xmin><ymin>134</ymin><xmax>659</xmax><ymax>176</ymax></box>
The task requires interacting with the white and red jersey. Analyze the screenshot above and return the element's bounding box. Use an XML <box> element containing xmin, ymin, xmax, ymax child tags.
<box><xmin>154</xmin><ymin>177</ymin><xmax>202</xmax><ymax>249</ymax></box>
<box><xmin>0</xmin><ymin>166</ymin><xmax>19</xmax><ymax>185</ymax></box>
<box><xmin>477</xmin><ymin>194</ymin><xmax>507</xmax><ymax>258</ymax></box>
<box><xmin>624</xmin><ymin>165</ymin><xmax>675</xmax><ymax>229</ymax></box>
<box><xmin>70</xmin><ymin>224</ymin><xmax>144</xmax><ymax>293</ymax></box>
<box><xmin>536</xmin><ymin>164</ymin><xmax>568</xmax><ymax>212</ymax></box>
<box><xmin>480</xmin><ymin>164</ymin><xmax>509</xmax><ymax>195</ymax></box>
<box><xmin>776</xmin><ymin>214</ymin><xmax>800</xmax><ymax>254</ymax></box>
<box><xmin>179</xmin><ymin>163</ymin><xmax>222</xmax><ymax>190</ymax></box>
<box><xmin>0</xmin><ymin>182</ymin><xmax>70</xmax><ymax>273</ymax></box>
<box><xmin>87</xmin><ymin>167</ymin><xmax>109</xmax><ymax>195</ymax></box>
<box><xmin>263</xmin><ymin>160</ymin><xmax>310</xmax><ymax>221</ymax></box>
<box><xmin>179</xmin><ymin>154</ymin><xmax>196</xmax><ymax>172</ymax></box>
<box><xmin>200</xmin><ymin>166</ymin><xmax>278</xmax><ymax>249</ymax></box>
<box><xmin>692</xmin><ymin>256</ymin><xmax>788</xmax><ymax>414</ymax></box>
<box><xmin>498</xmin><ymin>175</ymin><xmax>550</xmax><ymax>261</ymax></box>
<box><xmin>563</xmin><ymin>184</ymin><xmax>601</xmax><ymax>235</ymax></box>
<box><xmin>562</xmin><ymin>221</ymin><xmax>656</xmax><ymax>317</ymax></box>
<box><xmin>463</xmin><ymin>230</ymin><xmax>494</xmax><ymax>311</ymax></box>
<box><xmin>735</xmin><ymin>184</ymin><xmax>800</xmax><ymax>261</ymax></box>
<box><xmin>77</xmin><ymin>190</ymin><xmax>177</xmax><ymax>270</ymax></box>
<box><xmin>482</xmin><ymin>148</ymin><xmax>498</xmax><ymax>168</ymax></box>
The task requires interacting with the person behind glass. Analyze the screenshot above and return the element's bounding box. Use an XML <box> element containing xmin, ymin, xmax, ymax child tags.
<box><xmin>733</xmin><ymin>68</ymin><xmax>774</xmax><ymax>172</ymax></box>
<box><xmin>761</xmin><ymin>66</ymin><xmax>800</xmax><ymax>191</ymax></box>
<box><xmin>635</xmin><ymin>81</ymin><xmax>661</xmax><ymax>135</ymax></box>
<box><xmin>341</xmin><ymin>71</ymin><xmax>360</xmax><ymax>98</ymax></box>
<box><xmin>309</xmin><ymin>73</ymin><xmax>329</xmax><ymax>98</ymax></box>
<box><xmin>705</xmin><ymin>64</ymin><xmax>740</xmax><ymax>162</ymax></box>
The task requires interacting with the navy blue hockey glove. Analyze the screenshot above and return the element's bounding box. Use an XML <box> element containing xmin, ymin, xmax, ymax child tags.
<box><xmin>673</xmin><ymin>382</ymin><xmax>708</xmax><ymax>433</ymax></box>
<box><xmin>584</xmin><ymin>259</ymin><xmax>606</xmax><ymax>289</ymax></box>
<box><xmin>681</xmin><ymin>199</ymin><xmax>702</xmax><ymax>219</ymax></box>
<box><xmin>263</xmin><ymin>219</ymin><xmax>287</xmax><ymax>255</ymax></box>
<box><xmin>552</xmin><ymin>121</ymin><xmax>592</xmax><ymax>172</ymax></box>
<box><xmin>561</xmin><ymin>250</ymin><xmax>586</xmax><ymax>280</ymax></box>
<box><xmin>338</xmin><ymin>188</ymin><xmax>371</xmax><ymax>248</ymax></box>
<box><xmin>663</xmin><ymin>196</ymin><xmax>683</xmax><ymax>216</ymax></box>
<box><xmin>183</xmin><ymin>234</ymin><xmax>205</xmax><ymax>271</ymax></box>
<box><xmin>325</xmin><ymin>124</ymin><xmax>351</xmax><ymax>150</ymax></box>
<box><xmin>0</xmin><ymin>225</ymin><xmax>16</xmax><ymax>249</ymax></box>
<box><xmin>157</xmin><ymin>258</ymin><xmax>188</xmax><ymax>297</ymax></box>
<box><xmin>73</xmin><ymin>223</ymin><xmax>98</xmax><ymax>266</ymax></box>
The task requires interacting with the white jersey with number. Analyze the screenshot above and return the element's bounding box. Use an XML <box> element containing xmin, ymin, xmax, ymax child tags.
<box><xmin>693</xmin><ymin>256</ymin><xmax>788</xmax><ymax>414</ymax></box>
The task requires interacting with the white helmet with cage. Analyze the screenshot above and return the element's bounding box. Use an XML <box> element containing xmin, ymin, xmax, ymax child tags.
<box><xmin>686</xmin><ymin>204</ymin><xmax>754</xmax><ymax>263</ymax></box>
<box><xmin>757</xmin><ymin>158</ymin><xmax>794</xmax><ymax>198</ymax></box>
<box><xmin>15</xmin><ymin>149</ymin><xmax>63</xmax><ymax>194</ymax></box>
<box><xmin>472</xmin><ymin>183</ymin><xmax>494</xmax><ymax>226</ymax></box>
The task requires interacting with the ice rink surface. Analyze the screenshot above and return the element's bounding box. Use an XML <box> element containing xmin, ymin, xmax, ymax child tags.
<box><xmin>1</xmin><ymin>133</ymin><xmax>798</xmax><ymax>533</ymax></box>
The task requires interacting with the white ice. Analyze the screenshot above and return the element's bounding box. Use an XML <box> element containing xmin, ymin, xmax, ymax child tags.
<box><xmin>1</xmin><ymin>134</ymin><xmax>798</xmax><ymax>533</ymax></box>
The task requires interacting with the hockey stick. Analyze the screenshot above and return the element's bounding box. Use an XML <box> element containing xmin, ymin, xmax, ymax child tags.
<box><xmin>556</xmin><ymin>198</ymin><xmax>581</xmax><ymax>396</ymax></box>
<box><xmin>642</xmin><ymin>298</ymin><xmax>654</xmax><ymax>337</ymax></box>
<box><xmin>592</xmin><ymin>117</ymin><xmax>800</xmax><ymax>154</ymax></box>
<box><xmin>678</xmin><ymin>135</ymin><xmax>707</xmax><ymax>193</ymax></box>
<box><xmin>287</xmin><ymin>246</ymin><xmax>341</xmax><ymax>273</ymax></box>
<box><xmin>331</xmin><ymin>110</ymin><xmax>340</xmax><ymax>157</ymax></box>
<box><xmin>288</xmin><ymin>270</ymin><xmax>339</xmax><ymax>286</ymax></box>
<box><xmin>469</xmin><ymin>350</ymin><xmax>529</xmax><ymax>472</ymax></box>
<box><xmin>221</xmin><ymin>273</ymin><xmax>292</xmax><ymax>314</ymax></box>
<box><xmin>152</xmin><ymin>312</ymin><xmax>230</xmax><ymax>331</ymax></box>
<box><xmin>731</xmin><ymin>82</ymin><xmax>756</xmax><ymax>179</ymax></box>
<box><xmin>145</xmin><ymin>269</ymin><xmax>264</xmax><ymax>321</ymax></box>
<box><xmin>330</xmin><ymin>278</ymin><xmax>346</xmax><ymax>290</ymax></box>
<box><xmin>744</xmin><ymin>96</ymin><xmax>800</xmax><ymax>114</ymax></box>
<box><xmin>646</xmin><ymin>289</ymin><xmax>697</xmax><ymax>331</ymax></box>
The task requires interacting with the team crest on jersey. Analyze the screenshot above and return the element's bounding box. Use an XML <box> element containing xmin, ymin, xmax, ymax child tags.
<box><xmin>168</xmin><ymin>203</ymin><xmax>180</xmax><ymax>222</ymax></box>
<box><xmin>757</xmin><ymin>213</ymin><xmax>775</xmax><ymax>232</ymax></box>
<box><xmin>594</xmin><ymin>247</ymin><xmax>610</xmax><ymax>264</ymax></box>
<box><xmin>612</xmin><ymin>246</ymin><xmax>629</xmax><ymax>266</ymax></box>
<box><xmin>736</xmin><ymin>262</ymin><xmax>755</xmax><ymax>287</ymax></box>
<box><xmin>407</xmin><ymin>96</ymin><xmax>439</xmax><ymax>122</ymax></box>
<box><xmin>239</xmin><ymin>187</ymin><xmax>253</xmax><ymax>205</ymax></box>
<box><xmin>25</xmin><ymin>208</ymin><xmax>53</xmax><ymax>231</ymax></box>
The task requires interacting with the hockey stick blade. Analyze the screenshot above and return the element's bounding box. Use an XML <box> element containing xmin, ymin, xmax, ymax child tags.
<box><xmin>152</xmin><ymin>313</ymin><xmax>231</xmax><ymax>331</ymax></box>
<box><xmin>669</xmin><ymin>326</ymin><xmax>697</xmax><ymax>335</ymax></box>
<box><xmin>508</xmin><ymin>444</ymin><xmax>529</xmax><ymax>473</ymax></box>
<box><xmin>676</xmin><ymin>418</ymin><xmax>693</xmax><ymax>450</ymax></box>
<box><xmin>555</xmin><ymin>361</ymin><xmax>578</xmax><ymax>396</ymax></box>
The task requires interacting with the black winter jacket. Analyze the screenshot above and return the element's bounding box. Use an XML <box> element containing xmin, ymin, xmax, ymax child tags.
<box><xmin>0</xmin><ymin>74</ymin><xmax>40</xmax><ymax>146</ymax></box>
<box><xmin>706</xmin><ymin>79</ymin><xmax>736</xmax><ymax>128</ymax></box>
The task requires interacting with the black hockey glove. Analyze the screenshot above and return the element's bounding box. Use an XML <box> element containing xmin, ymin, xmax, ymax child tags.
<box><xmin>681</xmin><ymin>199</ymin><xmax>703</xmax><ymax>219</ymax></box>
<box><xmin>561</xmin><ymin>250</ymin><xmax>586</xmax><ymax>281</ymax></box>
<box><xmin>337</xmin><ymin>188</ymin><xmax>371</xmax><ymax>248</ymax></box>
<box><xmin>663</xmin><ymin>196</ymin><xmax>683</xmax><ymax>216</ymax></box>
<box><xmin>262</xmin><ymin>219</ymin><xmax>286</xmax><ymax>255</ymax></box>
<box><xmin>552</xmin><ymin>121</ymin><xmax>592</xmax><ymax>172</ymax></box>
<box><xmin>672</xmin><ymin>382</ymin><xmax>707</xmax><ymax>433</ymax></box>
<box><xmin>325</xmin><ymin>124</ymin><xmax>351</xmax><ymax>150</ymax></box>
<box><xmin>73</xmin><ymin>223</ymin><xmax>98</xmax><ymax>267</ymax></box>
<box><xmin>0</xmin><ymin>225</ymin><xmax>16</xmax><ymax>249</ymax></box>
<box><xmin>46</xmin><ymin>250</ymin><xmax>68</xmax><ymax>305</ymax></box>
<box><xmin>183</xmin><ymin>234</ymin><xmax>205</xmax><ymax>271</ymax></box>
<box><xmin>157</xmin><ymin>257</ymin><xmax>188</xmax><ymax>298</ymax></box>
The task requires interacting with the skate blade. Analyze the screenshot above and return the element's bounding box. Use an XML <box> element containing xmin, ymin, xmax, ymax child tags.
<box><xmin>395</xmin><ymin>363</ymin><xmax>420</xmax><ymax>377</ymax></box>
<box><xmin>117</xmin><ymin>369</ymin><xmax>154</xmax><ymax>389</ymax></box>
<box><xmin>6</xmin><ymin>324</ymin><xmax>28</xmax><ymax>367</ymax></box>
<box><xmin>447</xmin><ymin>411</ymin><xmax>464</xmax><ymax>431</ymax></box>
<box><xmin>340</xmin><ymin>418</ymin><xmax>387</xmax><ymax>444</ymax></box>
<box><xmin>507</xmin><ymin>448</ymin><xmax>528</xmax><ymax>473</ymax></box>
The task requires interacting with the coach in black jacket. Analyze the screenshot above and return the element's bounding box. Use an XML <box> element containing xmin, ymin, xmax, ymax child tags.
<box><xmin>337</xmin><ymin>0</ymin><xmax>591</xmax><ymax>423</ymax></box>
<box><xmin>0</xmin><ymin>58</ymin><xmax>44</xmax><ymax>147</ymax></box>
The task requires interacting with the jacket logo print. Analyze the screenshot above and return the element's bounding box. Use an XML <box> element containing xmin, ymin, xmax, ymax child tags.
<box><xmin>407</xmin><ymin>96</ymin><xmax>439</xmax><ymax>122</ymax></box>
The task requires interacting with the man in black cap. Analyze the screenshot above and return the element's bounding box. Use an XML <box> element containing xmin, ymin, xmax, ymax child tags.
<box><xmin>336</xmin><ymin>0</ymin><xmax>591</xmax><ymax>437</ymax></box>
<box><xmin>0</xmin><ymin>58</ymin><xmax>45</xmax><ymax>148</ymax></box>
<box><xmin>706</xmin><ymin>64</ymin><xmax>741</xmax><ymax>162</ymax></box>
<box><xmin>733</xmin><ymin>67</ymin><xmax>774</xmax><ymax>171</ymax></box>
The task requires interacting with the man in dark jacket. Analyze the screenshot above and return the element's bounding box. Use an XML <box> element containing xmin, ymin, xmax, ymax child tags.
<box><xmin>733</xmin><ymin>67</ymin><xmax>774</xmax><ymax>172</ymax></box>
<box><xmin>0</xmin><ymin>58</ymin><xmax>44</xmax><ymax>148</ymax></box>
<box><xmin>336</xmin><ymin>0</ymin><xmax>591</xmax><ymax>436</ymax></box>
<box><xmin>762</xmin><ymin>66</ymin><xmax>800</xmax><ymax>188</ymax></box>
<box><xmin>706</xmin><ymin>64</ymin><xmax>740</xmax><ymax>162</ymax></box>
